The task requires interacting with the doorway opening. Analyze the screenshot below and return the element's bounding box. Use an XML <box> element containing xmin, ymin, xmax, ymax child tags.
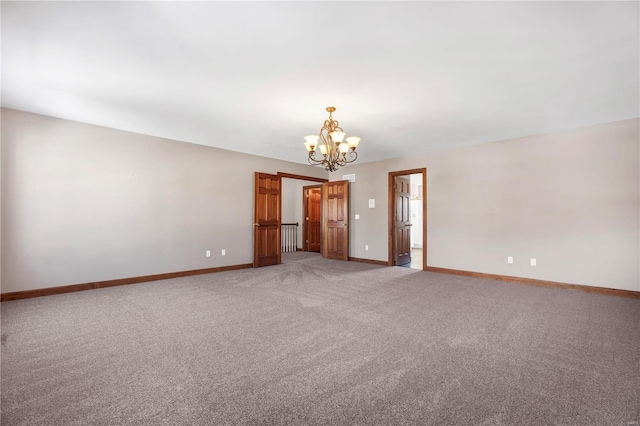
<box><xmin>280</xmin><ymin>178</ymin><xmax>349</xmax><ymax>260</ymax></box>
<box><xmin>254</xmin><ymin>172</ymin><xmax>352</xmax><ymax>267</ymax></box>
<box><xmin>388</xmin><ymin>168</ymin><xmax>426</xmax><ymax>270</ymax></box>
<box><xmin>302</xmin><ymin>185</ymin><xmax>322</xmax><ymax>252</ymax></box>
<box><xmin>280</xmin><ymin>174</ymin><xmax>326</xmax><ymax>254</ymax></box>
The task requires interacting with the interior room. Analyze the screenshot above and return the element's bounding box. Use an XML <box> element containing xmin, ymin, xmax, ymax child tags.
<box><xmin>1</xmin><ymin>2</ymin><xmax>639</xmax><ymax>425</ymax></box>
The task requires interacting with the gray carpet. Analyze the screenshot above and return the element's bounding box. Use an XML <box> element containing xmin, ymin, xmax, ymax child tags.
<box><xmin>1</xmin><ymin>252</ymin><xmax>639</xmax><ymax>425</ymax></box>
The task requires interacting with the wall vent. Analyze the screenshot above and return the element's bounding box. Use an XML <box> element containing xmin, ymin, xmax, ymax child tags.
<box><xmin>342</xmin><ymin>174</ymin><xmax>356</xmax><ymax>182</ymax></box>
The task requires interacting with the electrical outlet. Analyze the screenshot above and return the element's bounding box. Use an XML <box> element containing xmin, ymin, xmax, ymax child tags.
<box><xmin>206</xmin><ymin>250</ymin><xmax>211</xmax><ymax>258</ymax></box>
<box><xmin>355</xmin><ymin>214</ymin><xmax>360</xmax><ymax>220</ymax></box>
<box><xmin>365</xmin><ymin>245</ymin><xmax>369</xmax><ymax>251</ymax></box>
<box><xmin>221</xmin><ymin>249</ymin><xmax>226</xmax><ymax>256</ymax></box>
<box><xmin>507</xmin><ymin>256</ymin><xmax>513</xmax><ymax>264</ymax></box>
<box><xmin>530</xmin><ymin>258</ymin><xmax>536</xmax><ymax>266</ymax></box>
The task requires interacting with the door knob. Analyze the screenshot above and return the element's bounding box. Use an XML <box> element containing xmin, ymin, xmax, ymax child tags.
<box><xmin>253</xmin><ymin>223</ymin><xmax>260</xmax><ymax>226</ymax></box>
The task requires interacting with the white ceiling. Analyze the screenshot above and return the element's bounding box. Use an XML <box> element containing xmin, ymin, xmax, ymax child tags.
<box><xmin>2</xmin><ymin>1</ymin><xmax>638</xmax><ymax>164</ymax></box>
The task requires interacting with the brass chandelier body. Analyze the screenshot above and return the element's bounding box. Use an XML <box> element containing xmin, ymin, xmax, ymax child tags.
<box><xmin>304</xmin><ymin>107</ymin><xmax>360</xmax><ymax>172</ymax></box>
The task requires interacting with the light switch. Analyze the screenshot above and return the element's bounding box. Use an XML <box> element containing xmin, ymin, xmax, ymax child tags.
<box><xmin>355</xmin><ymin>214</ymin><xmax>360</xmax><ymax>220</ymax></box>
<box><xmin>368</xmin><ymin>199</ymin><xmax>375</xmax><ymax>208</ymax></box>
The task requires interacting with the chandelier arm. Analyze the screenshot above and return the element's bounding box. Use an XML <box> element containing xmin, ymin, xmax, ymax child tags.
<box><xmin>307</xmin><ymin>151</ymin><xmax>324</xmax><ymax>166</ymax></box>
<box><xmin>319</xmin><ymin>127</ymin><xmax>331</xmax><ymax>149</ymax></box>
<box><xmin>344</xmin><ymin>150</ymin><xmax>358</xmax><ymax>163</ymax></box>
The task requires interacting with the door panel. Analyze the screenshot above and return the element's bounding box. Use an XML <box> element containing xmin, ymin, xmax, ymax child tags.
<box><xmin>254</xmin><ymin>172</ymin><xmax>281</xmax><ymax>267</ymax></box>
<box><xmin>303</xmin><ymin>186</ymin><xmax>322</xmax><ymax>252</ymax></box>
<box><xmin>322</xmin><ymin>180</ymin><xmax>349</xmax><ymax>260</ymax></box>
<box><xmin>394</xmin><ymin>176</ymin><xmax>411</xmax><ymax>266</ymax></box>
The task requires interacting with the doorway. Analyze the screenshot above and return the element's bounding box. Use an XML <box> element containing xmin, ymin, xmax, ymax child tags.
<box><xmin>388</xmin><ymin>169</ymin><xmax>426</xmax><ymax>270</ymax></box>
<box><xmin>303</xmin><ymin>185</ymin><xmax>322</xmax><ymax>252</ymax></box>
<box><xmin>255</xmin><ymin>172</ymin><xmax>348</xmax><ymax>267</ymax></box>
<box><xmin>279</xmin><ymin>177</ymin><xmax>349</xmax><ymax>260</ymax></box>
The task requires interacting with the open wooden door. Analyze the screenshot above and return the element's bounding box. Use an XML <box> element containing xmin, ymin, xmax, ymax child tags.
<box><xmin>394</xmin><ymin>176</ymin><xmax>411</xmax><ymax>266</ymax></box>
<box><xmin>322</xmin><ymin>180</ymin><xmax>349</xmax><ymax>260</ymax></box>
<box><xmin>303</xmin><ymin>185</ymin><xmax>322</xmax><ymax>252</ymax></box>
<box><xmin>254</xmin><ymin>172</ymin><xmax>281</xmax><ymax>267</ymax></box>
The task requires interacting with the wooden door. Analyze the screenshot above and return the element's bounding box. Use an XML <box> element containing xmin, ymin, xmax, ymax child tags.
<box><xmin>394</xmin><ymin>176</ymin><xmax>411</xmax><ymax>266</ymax></box>
<box><xmin>303</xmin><ymin>185</ymin><xmax>322</xmax><ymax>252</ymax></box>
<box><xmin>254</xmin><ymin>172</ymin><xmax>281</xmax><ymax>267</ymax></box>
<box><xmin>322</xmin><ymin>180</ymin><xmax>349</xmax><ymax>260</ymax></box>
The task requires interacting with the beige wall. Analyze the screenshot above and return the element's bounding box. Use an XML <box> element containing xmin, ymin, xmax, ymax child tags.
<box><xmin>0</xmin><ymin>109</ymin><xmax>326</xmax><ymax>293</ymax></box>
<box><xmin>334</xmin><ymin>118</ymin><xmax>640</xmax><ymax>291</ymax></box>
<box><xmin>2</xmin><ymin>109</ymin><xmax>638</xmax><ymax>293</ymax></box>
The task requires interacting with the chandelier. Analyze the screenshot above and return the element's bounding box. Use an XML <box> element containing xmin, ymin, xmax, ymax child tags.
<box><xmin>304</xmin><ymin>107</ymin><xmax>361</xmax><ymax>172</ymax></box>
